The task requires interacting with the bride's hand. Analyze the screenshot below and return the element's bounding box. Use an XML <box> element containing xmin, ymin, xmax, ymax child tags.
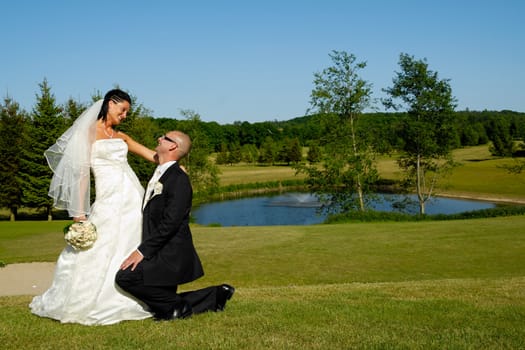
<box><xmin>73</xmin><ymin>216</ymin><xmax>87</xmax><ymax>222</ymax></box>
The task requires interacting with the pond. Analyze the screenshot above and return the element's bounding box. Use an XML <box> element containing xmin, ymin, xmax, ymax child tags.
<box><xmin>192</xmin><ymin>192</ymin><xmax>497</xmax><ymax>226</ymax></box>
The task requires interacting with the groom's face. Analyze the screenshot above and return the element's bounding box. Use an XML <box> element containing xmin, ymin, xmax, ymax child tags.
<box><xmin>156</xmin><ymin>133</ymin><xmax>179</xmax><ymax>154</ymax></box>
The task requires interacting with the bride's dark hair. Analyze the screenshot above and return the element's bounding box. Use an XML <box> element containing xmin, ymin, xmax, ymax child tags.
<box><xmin>97</xmin><ymin>89</ymin><xmax>132</xmax><ymax>121</ymax></box>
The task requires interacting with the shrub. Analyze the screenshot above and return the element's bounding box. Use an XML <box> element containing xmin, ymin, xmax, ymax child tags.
<box><xmin>325</xmin><ymin>205</ymin><xmax>525</xmax><ymax>224</ymax></box>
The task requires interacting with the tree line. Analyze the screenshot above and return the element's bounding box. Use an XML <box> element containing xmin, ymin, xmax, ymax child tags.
<box><xmin>1</xmin><ymin>52</ymin><xmax>525</xmax><ymax>220</ymax></box>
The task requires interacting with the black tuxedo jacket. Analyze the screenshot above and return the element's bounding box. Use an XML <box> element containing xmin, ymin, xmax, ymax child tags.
<box><xmin>138</xmin><ymin>162</ymin><xmax>204</xmax><ymax>286</ymax></box>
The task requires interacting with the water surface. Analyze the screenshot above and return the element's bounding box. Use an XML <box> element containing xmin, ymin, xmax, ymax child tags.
<box><xmin>192</xmin><ymin>192</ymin><xmax>496</xmax><ymax>226</ymax></box>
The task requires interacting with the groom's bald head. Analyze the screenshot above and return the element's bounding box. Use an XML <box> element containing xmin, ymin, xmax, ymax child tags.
<box><xmin>166</xmin><ymin>131</ymin><xmax>191</xmax><ymax>160</ymax></box>
<box><xmin>156</xmin><ymin>130</ymin><xmax>192</xmax><ymax>164</ymax></box>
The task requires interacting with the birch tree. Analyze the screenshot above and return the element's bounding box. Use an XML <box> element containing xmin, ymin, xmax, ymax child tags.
<box><xmin>383</xmin><ymin>53</ymin><xmax>457</xmax><ymax>214</ymax></box>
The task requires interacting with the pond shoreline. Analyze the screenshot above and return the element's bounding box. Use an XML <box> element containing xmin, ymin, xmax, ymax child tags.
<box><xmin>436</xmin><ymin>191</ymin><xmax>525</xmax><ymax>205</ymax></box>
<box><xmin>192</xmin><ymin>190</ymin><xmax>514</xmax><ymax>226</ymax></box>
<box><xmin>197</xmin><ymin>184</ymin><xmax>525</xmax><ymax>206</ymax></box>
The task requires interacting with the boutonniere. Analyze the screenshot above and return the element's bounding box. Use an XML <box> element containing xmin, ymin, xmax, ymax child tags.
<box><xmin>153</xmin><ymin>182</ymin><xmax>163</xmax><ymax>196</ymax></box>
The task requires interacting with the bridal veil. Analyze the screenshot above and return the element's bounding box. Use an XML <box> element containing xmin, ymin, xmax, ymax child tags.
<box><xmin>45</xmin><ymin>100</ymin><xmax>103</xmax><ymax>217</ymax></box>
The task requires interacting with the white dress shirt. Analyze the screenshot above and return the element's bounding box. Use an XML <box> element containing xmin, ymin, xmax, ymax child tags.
<box><xmin>143</xmin><ymin>161</ymin><xmax>176</xmax><ymax>209</ymax></box>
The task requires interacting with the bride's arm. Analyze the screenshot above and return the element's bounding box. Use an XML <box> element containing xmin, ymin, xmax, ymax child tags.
<box><xmin>118</xmin><ymin>132</ymin><xmax>157</xmax><ymax>163</ymax></box>
<box><xmin>73</xmin><ymin>173</ymin><xmax>89</xmax><ymax>222</ymax></box>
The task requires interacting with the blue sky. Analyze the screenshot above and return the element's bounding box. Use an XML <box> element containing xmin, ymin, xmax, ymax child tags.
<box><xmin>1</xmin><ymin>0</ymin><xmax>523</xmax><ymax>124</ymax></box>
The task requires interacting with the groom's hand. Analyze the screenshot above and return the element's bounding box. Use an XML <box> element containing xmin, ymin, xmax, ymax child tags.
<box><xmin>120</xmin><ymin>250</ymin><xmax>144</xmax><ymax>271</ymax></box>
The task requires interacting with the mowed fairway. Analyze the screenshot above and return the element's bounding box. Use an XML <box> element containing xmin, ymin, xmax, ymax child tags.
<box><xmin>218</xmin><ymin>164</ymin><xmax>304</xmax><ymax>186</ymax></box>
<box><xmin>1</xmin><ymin>217</ymin><xmax>525</xmax><ymax>349</ymax></box>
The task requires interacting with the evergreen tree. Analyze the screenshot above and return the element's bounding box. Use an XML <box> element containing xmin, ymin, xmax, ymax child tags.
<box><xmin>20</xmin><ymin>79</ymin><xmax>65</xmax><ymax>220</ymax></box>
<box><xmin>63</xmin><ymin>97</ymin><xmax>87</xmax><ymax>125</ymax></box>
<box><xmin>278</xmin><ymin>137</ymin><xmax>302</xmax><ymax>165</ymax></box>
<box><xmin>487</xmin><ymin>118</ymin><xmax>514</xmax><ymax>156</ymax></box>
<box><xmin>306</xmin><ymin>142</ymin><xmax>321</xmax><ymax>163</ymax></box>
<box><xmin>0</xmin><ymin>97</ymin><xmax>26</xmax><ymax>220</ymax></box>
<box><xmin>227</xmin><ymin>142</ymin><xmax>242</xmax><ymax>165</ymax></box>
<box><xmin>258</xmin><ymin>136</ymin><xmax>276</xmax><ymax>165</ymax></box>
<box><xmin>215</xmin><ymin>142</ymin><xmax>229</xmax><ymax>165</ymax></box>
<box><xmin>288</xmin><ymin>138</ymin><xmax>302</xmax><ymax>164</ymax></box>
<box><xmin>241</xmin><ymin>144</ymin><xmax>259</xmax><ymax>163</ymax></box>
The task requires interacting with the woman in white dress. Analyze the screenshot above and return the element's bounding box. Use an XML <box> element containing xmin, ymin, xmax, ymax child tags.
<box><xmin>30</xmin><ymin>89</ymin><xmax>156</xmax><ymax>325</ymax></box>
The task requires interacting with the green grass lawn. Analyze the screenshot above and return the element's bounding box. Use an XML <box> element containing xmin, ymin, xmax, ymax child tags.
<box><xmin>1</xmin><ymin>144</ymin><xmax>524</xmax><ymax>349</ymax></box>
<box><xmin>435</xmin><ymin>144</ymin><xmax>525</xmax><ymax>201</ymax></box>
<box><xmin>1</xmin><ymin>218</ymin><xmax>525</xmax><ymax>349</ymax></box>
<box><xmin>440</xmin><ymin>158</ymin><xmax>525</xmax><ymax>200</ymax></box>
<box><xmin>218</xmin><ymin>164</ymin><xmax>304</xmax><ymax>186</ymax></box>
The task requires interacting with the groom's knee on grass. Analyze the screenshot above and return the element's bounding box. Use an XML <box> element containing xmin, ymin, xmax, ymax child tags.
<box><xmin>115</xmin><ymin>269</ymin><xmax>132</xmax><ymax>290</ymax></box>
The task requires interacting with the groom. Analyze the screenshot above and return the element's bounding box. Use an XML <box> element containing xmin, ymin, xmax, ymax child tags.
<box><xmin>116</xmin><ymin>130</ymin><xmax>234</xmax><ymax>320</ymax></box>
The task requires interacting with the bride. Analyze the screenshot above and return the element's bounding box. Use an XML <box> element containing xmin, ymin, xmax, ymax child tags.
<box><xmin>30</xmin><ymin>89</ymin><xmax>156</xmax><ymax>325</ymax></box>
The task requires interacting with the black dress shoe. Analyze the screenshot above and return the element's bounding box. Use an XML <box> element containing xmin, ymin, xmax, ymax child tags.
<box><xmin>216</xmin><ymin>284</ymin><xmax>235</xmax><ymax>311</ymax></box>
<box><xmin>173</xmin><ymin>301</ymin><xmax>193</xmax><ymax>319</ymax></box>
<box><xmin>153</xmin><ymin>301</ymin><xmax>193</xmax><ymax>321</ymax></box>
<box><xmin>153</xmin><ymin>313</ymin><xmax>174</xmax><ymax>322</ymax></box>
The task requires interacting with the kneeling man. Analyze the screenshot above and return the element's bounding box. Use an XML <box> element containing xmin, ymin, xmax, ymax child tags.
<box><xmin>116</xmin><ymin>130</ymin><xmax>234</xmax><ymax>320</ymax></box>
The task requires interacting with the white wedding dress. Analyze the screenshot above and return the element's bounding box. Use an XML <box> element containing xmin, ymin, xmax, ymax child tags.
<box><xmin>30</xmin><ymin>139</ymin><xmax>152</xmax><ymax>325</ymax></box>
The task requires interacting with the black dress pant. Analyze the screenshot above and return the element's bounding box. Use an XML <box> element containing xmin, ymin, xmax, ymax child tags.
<box><xmin>116</xmin><ymin>263</ymin><xmax>219</xmax><ymax>318</ymax></box>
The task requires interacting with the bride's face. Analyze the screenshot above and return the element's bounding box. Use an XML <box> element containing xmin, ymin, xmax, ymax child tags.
<box><xmin>108</xmin><ymin>100</ymin><xmax>130</xmax><ymax>125</ymax></box>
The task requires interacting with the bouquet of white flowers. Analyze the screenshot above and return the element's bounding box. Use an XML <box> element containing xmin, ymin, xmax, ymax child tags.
<box><xmin>63</xmin><ymin>221</ymin><xmax>97</xmax><ymax>250</ymax></box>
